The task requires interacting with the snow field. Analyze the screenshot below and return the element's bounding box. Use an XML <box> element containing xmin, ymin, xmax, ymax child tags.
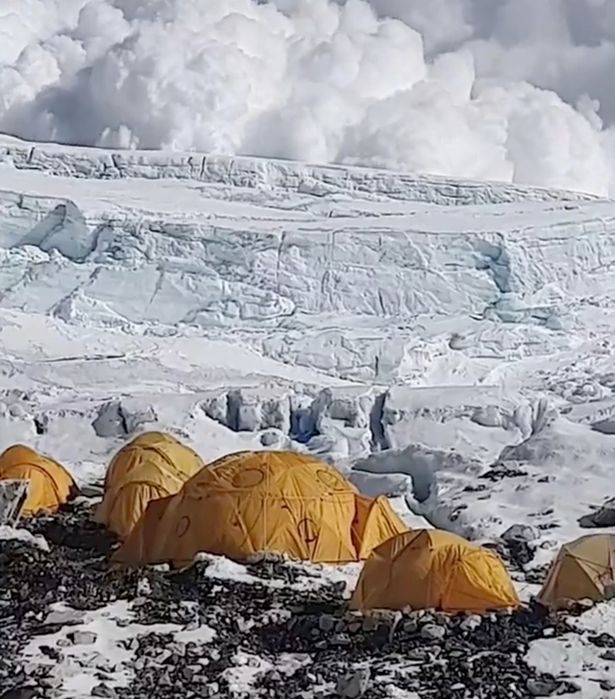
<box><xmin>1</xmin><ymin>140</ymin><xmax>615</xmax><ymax>695</ymax></box>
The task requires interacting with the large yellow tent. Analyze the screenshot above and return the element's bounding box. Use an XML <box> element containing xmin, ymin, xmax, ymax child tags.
<box><xmin>114</xmin><ymin>450</ymin><xmax>407</xmax><ymax>567</ymax></box>
<box><xmin>95</xmin><ymin>431</ymin><xmax>204</xmax><ymax>539</ymax></box>
<box><xmin>0</xmin><ymin>444</ymin><xmax>76</xmax><ymax>516</ymax></box>
<box><xmin>538</xmin><ymin>534</ymin><xmax>615</xmax><ymax>610</ymax></box>
<box><xmin>350</xmin><ymin>529</ymin><xmax>520</xmax><ymax>613</ymax></box>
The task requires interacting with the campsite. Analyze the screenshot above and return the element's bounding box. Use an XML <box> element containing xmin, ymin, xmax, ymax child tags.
<box><xmin>2</xmin><ymin>435</ymin><xmax>614</xmax><ymax>698</ymax></box>
<box><xmin>4</xmin><ymin>2</ymin><xmax>615</xmax><ymax>696</ymax></box>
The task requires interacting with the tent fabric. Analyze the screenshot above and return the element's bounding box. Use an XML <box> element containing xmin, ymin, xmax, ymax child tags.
<box><xmin>95</xmin><ymin>431</ymin><xmax>204</xmax><ymax>539</ymax></box>
<box><xmin>114</xmin><ymin>450</ymin><xmax>408</xmax><ymax>567</ymax></box>
<box><xmin>350</xmin><ymin>528</ymin><xmax>520</xmax><ymax>613</ymax></box>
<box><xmin>0</xmin><ymin>444</ymin><xmax>76</xmax><ymax>517</ymax></box>
<box><xmin>538</xmin><ymin>534</ymin><xmax>615</xmax><ymax>610</ymax></box>
<box><xmin>352</xmin><ymin>494</ymin><xmax>408</xmax><ymax>561</ymax></box>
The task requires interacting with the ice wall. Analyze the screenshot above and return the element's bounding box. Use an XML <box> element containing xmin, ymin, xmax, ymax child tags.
<box><xmin>1</xmin><ymin>141</ymin><xmax>615</xmax><ymax>385</ymax></box>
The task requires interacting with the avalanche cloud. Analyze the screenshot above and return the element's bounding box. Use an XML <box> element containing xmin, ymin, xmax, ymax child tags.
<box><xmin>2</xmin><ymin>0</ymin><xmax>615</xmax><ymax>195</ymax></box>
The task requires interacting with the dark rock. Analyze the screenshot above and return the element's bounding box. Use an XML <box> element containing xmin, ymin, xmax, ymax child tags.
<box><xmin>480</xmin><ymin>465</ymin><xmax>528</xmax><ymax>482</ymax></box>
<box><xmin>67</xmin><ymin>630</ymin><xmax>97</xmax><ymax>645</ymax></box>
<box><xmin>527</xmin><ymin>678</ymin><xmax>557</xmax><ymax>696</ymax></box>
<box><xmin>588</xmin><ymin>632</ymin><xmax>615</xmax><ymax>648</ymax></box>
<box><xmin>460</xmin><ymin>614</ymin><xmax>482</xmax><ymax>632</ymax></box>
<box><xmin>0</xmin><ymin>500</ymin><xmax>589</xmax><ymax>699</ymax></box>
<box><xmin>579</xmin><ymin>497</ymin><xmax>615</xmax><ymax>528</ymax></box>
<box><xmin>555</xmin><ymin>680</ymin><xmax>581</xmax><ymax>694</ymax></box>
<box><xmin>420</xmin><ymin>624</ymin><xmax>446</xmax><ymax>641</ymax></box>
<box><xmin>0</xmin><ymin>689</ymin><xmax>39</xmax><ymax>699</ymax></box>
<box><xmin>318</xmin><ymin>614</ymin><xmax>336</xmax><ymax>633</ymax></box>
<box><xmin>502</xmin><ymin>524</ymin><xmax>539</xmax><ymax>543</ymax></box>
<box><xmin>402</xmin><ymin>619</ymin><xmax>418</xmax><ymax>634</ymax></box>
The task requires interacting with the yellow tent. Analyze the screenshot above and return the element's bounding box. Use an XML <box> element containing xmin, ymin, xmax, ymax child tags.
<box><xmin>0</xmin><ymin>444</ymin><xmax>76</xmax><ymax>516</ymax></box>
<box><xmin>114</xmin><ymin>450</ymin><xmax>407</xmax><ymax>567</ymax></box>
<box><xmin>95</xmin><ymin>431</ymin><xmax>204</xmax><ymax>539</ymax></box>
<box><xmin>350</xmin><ymin>528</ymin><xmax>520</xmax><ymax>613</ymax></box>
<box><xmin>538</xmin><ymin>534</ymin><xmax>615</xmax><ymax>610</ymax></box>
<box><xmin>352</xmin><ymin>493</ymin><xmax>407</xmax><ymax>560</ymax></box>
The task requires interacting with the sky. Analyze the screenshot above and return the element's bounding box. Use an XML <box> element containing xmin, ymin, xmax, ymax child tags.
<box><xmin>2</xmin><ymin>0</ymin><xmax>615</xmax><ymax>195</ymax></box>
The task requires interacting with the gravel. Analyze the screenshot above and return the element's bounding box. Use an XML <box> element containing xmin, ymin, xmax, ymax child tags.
<box><xmin>0</xmin><ymin>502</ymin><xmax>591</xmax><ymax>699</ymax></box>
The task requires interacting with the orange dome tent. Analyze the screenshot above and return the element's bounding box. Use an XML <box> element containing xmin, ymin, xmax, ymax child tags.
<box><xmin>538</xmin><ymin>534</ymin><xmax>615</xmax><ymax>610</ymax></box>
<box><xmin>95</xmin><ymin>431</ymin><xmax>204</xmax><ymax>539</ymax></box>
<box><xmin>350</xmin><ymin>529</ymin><xmax>519</xmax><ymax>613</ymax></box>
<box><xmin>0</xmin><ymin>444</ymin><xmax>76</xmax><ymax>517</ymax></box>
<box><xmin>114</xmin><ymin>450</ymin><xmax>407</xmax><ymax>567</ymax></box>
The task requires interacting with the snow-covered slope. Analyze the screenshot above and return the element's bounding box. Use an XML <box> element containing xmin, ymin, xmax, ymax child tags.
<box><xmin>4</xmin><ymin>138</ymin><xmax>615</xmax><ymax>697</ymax></box>
<box><xmin>1</xmin><ymin>138</ymin><xmax>615</xmax><ymax>551</ymax></box>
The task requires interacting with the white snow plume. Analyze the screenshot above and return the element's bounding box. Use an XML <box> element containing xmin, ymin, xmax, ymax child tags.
<box><xmin>2</xmin><ymin>0</ymin><xmax>615</xmax><ymax>195</ymax></box>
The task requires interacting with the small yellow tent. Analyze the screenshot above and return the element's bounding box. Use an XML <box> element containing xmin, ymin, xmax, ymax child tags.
<box><xmin>538</xmin><ymin>534</ymin><xmax>615</xmax><ymax>610</ymax></box>
<box><xmin>95</xmin><ymin>431</ymin><xmax>204</xmax><ymax>539</ymax></box>
<box><xmin>0</xmin><ymin>444</ymin><xmax>76</xmax><ymax>516</ymax></box>
<box><xmin>114</xmin><ymin>450</ymin><xmax>407</xmax><ymax>567</ymax></box>
<box><xmin>350</xmin><ymin>528</ymin><xmax>520</xmax><ymax>613</ymax></box>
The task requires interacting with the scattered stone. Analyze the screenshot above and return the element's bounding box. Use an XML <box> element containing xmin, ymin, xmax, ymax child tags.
<box><xmin>563</xmin><ymin>598</ymin><xmax>596</xmax><ymax>616</ymax></box>
<box><xmin>525</xmin><ymin>565</ymin><xmax>549</xmax><ymax>585</ymax></box>
<box><xmin>527</xmin><ymin>678</ymin><xmax>557</xmax><ymax>696</ymax></box>
<box><xmin>502</xmin><ymin>524</ymin><xmax>539</xmax><ymax>543</ymax></box>
<box><xmin>39</xmin><ymin>676</ymin><xmax>60</xmax><ymax>690</ymax></box>
<box><xmin>402</xmin><ymin>618</ymin><xmax>418</xmax><ymax>634</ymax></box>
<box><xmin>588</xmin><ymin>632</ymin><xmax>615</xmax><ymax>648</ymax></box>
<box><xmin>43</xmin><ymin>608</ymin><xmax>85</xmax><ymax>626</ymax></box>
<box><xmin>0</xmin><ymin>500</ymin><xmax>594</xmax><ymax>699</ymax></box>
<box><xmin>67</xmin><ymin>630</ymin><xmax>97</xmax><ymax>645</ymax></box>
<box><xmin>463</xmin><ymin>483</ymin><xmax>487</xmax><ymax>493</ymax></box>
<box><xmin>580</xmin><ymin>497</ymin><xmax>615</xmax><ymax>528</ymax></box>
<box><xmin>91</xmin><ymin>684</ymin><xmax>118</xmax><ymax>698</ymax></box>
<box><xmin>318</xmin><ymin>614</ymin><xmax>335</xmax><ymax>632</ymax></box>
<box><xmin>420</xmin><ymin>624</ymin><xmax>446</xmax><ymax>641</ymax></box>
<box><xmin>0</xmin><ymin>688</ymin><xmax>39</xmax><ymax>699</ymax></box>
<box><xmin>406</xmin><ymin>648</ymin><xmax>432</xmax><ymax>662</ymax></box>
<box><xmin>331</xmin><ymin>633</ymin><xmax>352</xmax><ymax>647</ymax></box>
<box><xmin>480</xmin><ymin>465</ymin><xmax>528</xmax><ymax>482</ymax></box>
<box><xmin>558</xmin><ymin>681</ymin><xmax>581</xmax><ymax>694</ymax></box>
<box><xmin>335</xmin><ymin>668</ymin><xmax>370</xmax><ymax>698</ymax></box>
<box><xmin>460</xmin><ymin>614</ymin><xmax>482</xmax><ymax>632</ymax></box>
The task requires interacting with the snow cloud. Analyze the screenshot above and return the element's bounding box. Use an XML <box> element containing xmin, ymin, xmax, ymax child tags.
<box><xmin>2</xmin><ymin>0</ymin><xmax>615</xmax><ymax>195</ymax></box>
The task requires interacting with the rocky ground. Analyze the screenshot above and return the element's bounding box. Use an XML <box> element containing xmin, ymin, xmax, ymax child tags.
<box><xmin>0</xmin><ymin>501</ymin><xmax>599</xmax><ymax>699</ymax></box>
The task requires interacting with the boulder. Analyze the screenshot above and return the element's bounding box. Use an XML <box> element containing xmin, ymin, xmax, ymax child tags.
<box><xmin>579</xmin><ymin>497</ymin><xmax>615</xmax><ymax>528</ymax></box>
<box><xmin>502</xmin><ymin>524</ymin><xmax>539</xmax><ymax>543</ymax></box>
<box><xmin>420</xmin><ymin>624</ymin><xmax>446</xmax><ymax>641</ymax></box>
<box><xmin>336</xmin><ymin>669</ymin><xmax>370</xmax><ymax>698</ymax></box>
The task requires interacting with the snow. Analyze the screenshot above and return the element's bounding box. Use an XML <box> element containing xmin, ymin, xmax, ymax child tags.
<box><xmin>527</xmin><ymin>603</ymin><xmax>615</xmax><ymax>698</ymax></box>
<box><xmin>196</xmin><ymin>551</ymin><xmax>362</xmax><ymax>597</ymax></box>
<box><xmin>23</xmin><ymin>600</ymin><xmax>216</xmax><ymax>698</ymax></box>
<box><xmin>0</xmin><ymin>524</ymin><xmax>49</xmax><ymax>550</ymax></box>
<box><xmin>3</xmin><ymin>1</ymin><xmax>615</xmax><ymax>196</ymax></box>
<box><xmin>3</xmin><ymin>138</ymin><xmax>615</xmax><ymax>690</ymax></box>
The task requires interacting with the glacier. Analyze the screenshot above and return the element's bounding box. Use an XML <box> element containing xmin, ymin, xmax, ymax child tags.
<box><xmin>0</xmin><ymin>135</ymin><xmax>614</xmax><ymax>545</ymax></box>
<box><xmin>3</xmin><ymin>137</ymin><xmax>615</xmax><ymax>696</ymax></box>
